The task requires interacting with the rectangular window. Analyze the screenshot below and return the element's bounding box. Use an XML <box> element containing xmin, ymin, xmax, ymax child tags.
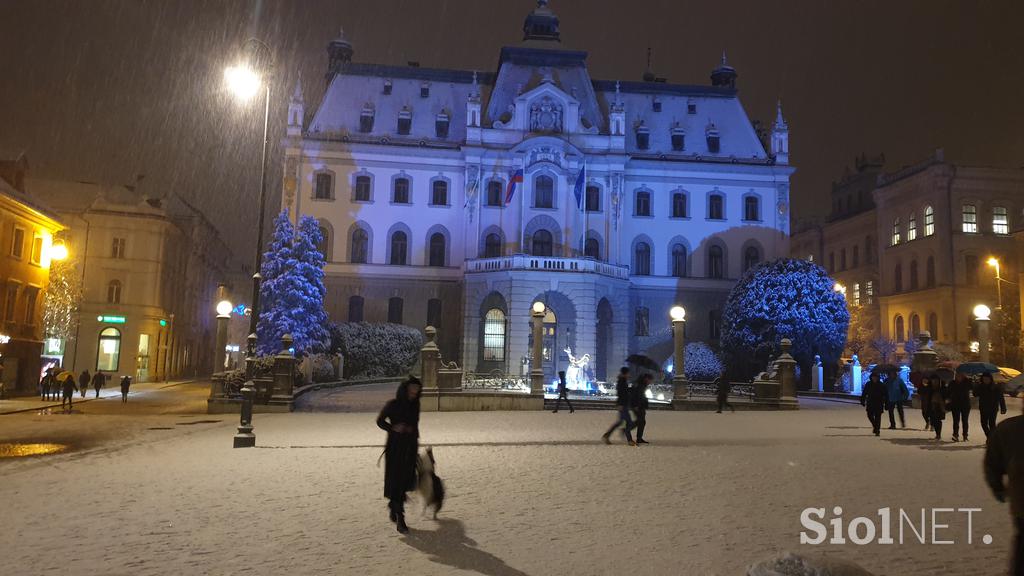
<box><xmin>993</xmin><ymin>206</ymin><xmax>1009</xmax><ymax>235</ymax></box>
<box><xmin>397</xmin><ymin>111</ymin><xmax>412</xmax><ymax>135</ymax></box>
<box><xmin>636</xmin><ymin>130</ymin><xmax>650</xmax><ymax>150</ymax></box>
<box><xmin>111</xmin><ymin>237</ymin><xmax>126</xmax><ymax>259</ymax></box>
<box><xmin>585</xmin><ymin>186</ymin><xmax>600</xmax><ymax>212</ymax></box>
<box><xmin>672</xmin><ymin>193</ymin><xmax>687</xmax><ymax>218</ymax></box>
<box><xmin>393</xmin><ymin>178</ymin><xmax>409</xmax><ymax>204</ymax></box>
<box><xmin>435</xmin><ymin>113</ymin><xmax>450</xmax><ymax>138</ymax></box>
<box><xmin>687</xmin><ymin>102</ymin><xmax>696</xmax><ymax>114</ymax></box>
<box><xmin>486</xmin><ymin>181</ymin><xmax>502</xmax><ymax>207</ymax></box>
<box><xmin>30</xmin><ymin>234</ymin><xmax>43</xmax><ymax>265</ymax></box>
<box><xmin>4</xmin><ymin>284</ymin><xmax>17</xmax><ymax>323</ymax></box>
<box><xmin>426</xmin><ymin>299</ymin><xmax>442</xmax><ymax>331</ymax></box>
<box><xmin>23</xmin><ymin>287</ymin><xmax>38</xmax><ymax>325</ymax></box>
<box><xmin>314</xmin><ymin>173</ymin><xmax>333</xmax><ymax>200</ymax></box>
<box><xmin>10</xmin><ymin>227</ymin><xmax>24</xmax><ymax>259</ymax></box>
<box><xmin>359</xmin><ymin>111</ymin><xmax>374</xmax><ymax>133</ymax></box>
<box><xmin>387</xmin><ymin>297</ymin><xmax>403</xmax><ymax>324</ymax></box>
<box><xmin>671</xmin><ymin>131</ymin><xmax>685</xmax><ymax>151</ymax></box>
<box><xmin>907</xmin><ymin>217</ymin><xmax>917</xmax><ymax>241</ymax></box>
<box><xmin>866</xmin><ymin>280</ymin><xmax>874</xmax><ymax>305</ymax></box>
<box><xmin>431</xmin><ymin>181</ymin><xmax>448</xmax><ymax>206</ymax></box>
<box><xmin>891</xmin><ymin>220</ymin><xmax>901</xmax><ymax>246</ymax></box>
<box><xmin>354</xmin><ymin>176</ymin><xmax>371</xmax><ymax>202</ymax></box>
<box><xmin>962</xmin><ymin>204</ymin><xmax>977</xmax><ymax>233</ymax></box>
<box><xmin>708</xmin><ymin>195</ymin><xmax>724</xmax><ymax>220</ymax></box>
<box><xmin>853</xmin><ymin>283</ymin><xmax>861</xmax><ymax>306</ymax></box>
<box><xmin>138</xmin><ymin>333</ymin><xmax>150</xmax><ymax>357</ymax></box>
<box><xmin>635</xmin><ymin>193</ymin><xmax>651</xmax><ymax>217</ymax></box>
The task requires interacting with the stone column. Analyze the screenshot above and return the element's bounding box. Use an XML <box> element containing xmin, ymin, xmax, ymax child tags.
<box><xmin>671</xmin><ymin>315</ymin><xmax>687</xmax><ymax>401</ymax></box>
<box><xmin>272</xmin><ymin>334</ymin><xmax>297</xmax><ymax>401</ymax></box>
<box><xmin>776</xmin><ymin>338</ymin><xmax>797</xmax><ymax>402</ymax></box>
<box><xmin>421</xmin><ymin>326</ymin><xmax>440</xmax><ymax>391</ymax></box>
<box><xmin>530</xmin><ymin>305</ymin><xmax>545</xmax><ymax>395</ymax></box>
<box><xmin>215</xmin><ymin>313</ymin><xmax>229</xmax><ymax>374</ymax></box>
<box><xmin>910</xmin><ymin>331</ymin><xmax>937</xmax><ymax>375</ymax></box>
<box><xmin>977</xmin><ymin>317</ymin><xmax>991</xmax><ymax>363</ymax></box>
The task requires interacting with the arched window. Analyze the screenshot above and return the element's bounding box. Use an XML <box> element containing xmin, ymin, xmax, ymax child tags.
<box><xmin>585</xmin><ymin>185</ymin><xmax>601</xmax><ymax>212</ymax></box>
<box><xmin>743</xmin><ymin>245</ymin><xmax>760</xmax><ymax>272</ymax></box>
<box><xmin>431</xmin><ymin>180</ymin><xmax>449</xmax><ymax>206</ymax></box>
<box><xmin>894</xmin><ymin>315</ymin><xmax>905</xmax><ymax>343</ymax></box>
<box><xmin>484</xmin><ymin>233</ymin><xmax>502</xmax><ymax>258</ymax></box>
<box><xmin>924</xmin><ymin>205</ymin><xmax>935</xmax><ymax>236</ymax></box>
<box><xmin>483</xmin><ymin>309</ymin><xmax>506</xmax><ymax>361</ymax></box>
<box><xmin>910</xmin><ymin>314</ymin><xmax>921</xmax><ymax>338</ymax></box>
<box><xmin>891</xmin><ymin>217</ymin><xmax>901</xmax><ymax>245</ymax></box>
<box><xmin>350</xmin><ymin>228</ymin><xmax>368</xmax><ymax>263</ymax></box>
<box><xmin>926</xmin><ymin>256</ymin><xmax>936</xmax><ymax>288</ymax></box>
<box><xmin>534</xmin><ymin>175</ymin><xmax>554</xmax><ymax>208</ymax></box>
<box><xmin>928</xmin><ymin>313</ymin><xmax>938</xmax><ymax>339</ymax></box>
<box><xmin>348</xmin><ymin>295</ymin><xmax>364</xmax><ymax>322</ymax></box>
<box><xmin>387</xmin><ymin>297</ymin><xmax>404</xmax><ymax>324</ymax></box>
<box><xmin>671</xmin><ymin>244</ymin><xmax>687</xmax><ymax>277</ymax></box>
<box><xmin>485</xmin><ymin>180</ymin><xmax>502</xmax><ymax>207</ymax></box>
<box><xmin>585</xmin><ymin>237</ymin><xmax>601</xmax><ymax>260</ymax></box>
<box><xmin>531</xmin><ymin>230</ymin><xmax>553</xmax><ymax>256</ymax></box>
<box><xmin>893</xmin><ymin>264</ymin><xmax>903</xmax><ymax>292</ymax></box>
<box><xmin>744</xmin><ymin>195</ymin><xmax>760</xmax><ymax>221</ymax></box>
<box><xmin>708</xmin><ymin>194</ymin><xmax>724</xmax><ymax>220</ymax></box>
<box><xmin>909</xmin><ymin>260</ymin><xmax>919</xmax><ymax>290</ymax></box>
<box><xmin>671</xmin><ymin>192</ymin><xmax>687</xmax><ymax>218</ymax></box>
<box><xmin>389</xmin><ymin>231</ymin><xmax>408</xmax><ymax>265</ymax></box>
<box><xmin>317</xmin><ymin>224</ymin><xmax>332</xmax><ymax>261</ymax></box>
<box><xmin>907</xmin><ymin>213</ymin><xmax>917</xmax><ymax>241</ymax></box>
<box><xmin>708</xmin><ymin>245</ymin><xmax>724</xmax><ymax>279</ymax></box>
<box><xmin>635</xmin><ymin>190</ymin><xmax>651</xmax><ymax>217</ymax></box>
<box><xmin>392</xmin><ymin>177</ymin><xmax>410</xmax><ymax>204</ymax></box>
<box><xmin>354</xmin><ymin>175</ymin><xmax>372</xmax><ymax>202</ymax></box>
<box><xmin>96</xmin><ymin>327</ymin><xmax>121</xmax><ymax>371</ymax></box>
<box><xmin>634</xmin><ymin>242</ymin><xmax>651</xmax><ymax>276</ymax></box>
<box><xmin>428</xmin><ymin>233</ymin><xmax>446</xmax><ymax>267</ymax></box>
<box><xmin>314</xmin><ymin>172</ymin><xmax>333</xmax><ymax>200</ymax></box>
<box><xmin>106</xmin><ymin>280</ymin><xmax>122</xmax><ymax>304</ymax></box>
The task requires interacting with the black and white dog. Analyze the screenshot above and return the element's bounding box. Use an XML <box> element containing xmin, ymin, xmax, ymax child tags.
<box><xmin>416</xmin><ymin>447</ymin><xmax>445</xmax><ymax>519</ymax></box>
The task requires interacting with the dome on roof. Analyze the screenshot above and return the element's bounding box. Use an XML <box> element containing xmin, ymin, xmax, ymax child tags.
<box><xmin>523</xmin><ymin>0</ymin><xmax>560</xmax><ymax>42</ymax></box>
<box><xmin>710</xmin><ymin>51</ymin><xmax>737</xmax><ymax>89</ymax></box>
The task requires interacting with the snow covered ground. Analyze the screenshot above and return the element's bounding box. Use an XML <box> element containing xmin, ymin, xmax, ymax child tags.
<box><xmin>0</xmin><ymin>398</ymin><xmax>1018</xmax><ymax>576</ymax></box>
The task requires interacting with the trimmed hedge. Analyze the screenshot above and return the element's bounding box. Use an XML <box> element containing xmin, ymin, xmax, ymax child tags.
<box><xmin>332</xmin><ymin>322</ymin><xmax>424</xmax><ymax>379</ymax></box>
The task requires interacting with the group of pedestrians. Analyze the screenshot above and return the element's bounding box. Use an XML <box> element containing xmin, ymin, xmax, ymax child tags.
<box><xmin>863</xmin><ymin>369</ymin><xmax>1007</xmax><ymax>442</ymax></box>
<box><xmin>38</xmin><ymin>367</ymin><xmax>133</xmax><ymax>410</ymax></box>
<box><xmin>599</xmin><ymin>367</ymin><xmax>654</xmax><ymax>445</ymax></box>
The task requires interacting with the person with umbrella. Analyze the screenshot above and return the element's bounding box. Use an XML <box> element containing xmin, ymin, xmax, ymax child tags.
<box><xmin>974</xmin><ymin>371</ymin><xmax>1007</xmax><ymax>438</ymax></box>
<box><xmin>923</xmin><ymin>373</ymin><xmax>948</xmax><ymax>441</ymax></box>
<box><xmin>885</xmin><ymin>372</ymin><xmax>909</xmax><ymax>429</ymax></box>
<box><xmin>861</xmin><ymin>371</ymin><xmax>887</xmax><ymax>436</ymax></box>
<box><xmin>602</xmin><ymin>366</ymin><xmax>636</xmax><ymax>446</ymax></box>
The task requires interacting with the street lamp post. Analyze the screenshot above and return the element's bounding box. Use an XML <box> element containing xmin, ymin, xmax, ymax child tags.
<box><xmin>987</xmin><ymin>257</ymin><xmax>1003</xmax><ymax>310</ymax></box>
<box><xmin>215</xmin><ymin>299</ymin><xmax>232</xmax><ymax>375</ymax></box>
<box><xmin>224</xmin><ymin>39</ymin><xmax>273</xmax><ymax>376</ymax></box>
<box><xmin>974</xmin><ymin>304</ymin><xmax>991</xmax><ymax>363</ymax></box>
<box><xmin>530</xmin><ymin>302</ymin><xmax>546</xmax><ymax>395</ymax></box>
<box><xmin>670</xmin><ymin>306</ymin><xmax>687</xmax><ymax>402</ymax></box>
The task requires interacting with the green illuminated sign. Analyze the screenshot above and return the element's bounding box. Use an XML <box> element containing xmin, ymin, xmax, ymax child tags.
<box><xmin>96</xmin><ymin>315</ymin><xmax>126</xmax><ymax>324</ymax></box>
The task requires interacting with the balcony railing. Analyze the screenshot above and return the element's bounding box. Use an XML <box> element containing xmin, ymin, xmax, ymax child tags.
<box><xmin>465</xmin><ymin>254</ymin><xmax>630</xmax><ymax>279</ymax></box>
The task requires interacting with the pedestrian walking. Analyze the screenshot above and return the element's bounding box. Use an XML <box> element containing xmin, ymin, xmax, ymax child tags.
<box><xmin>983</xmin><ymin>399</ymin><xmax>1024</xmax><ymax>575</ymax></box>
<box><xmin>925</xmin><ymin>374</ymin><xmax>947</xmax><ymax>441</ymax></box>
<box><xmin>78</xmin><ymin>369</ymin><xmax>90</xmax><ymax>399</ymax></box>
<box><xmin>91</xmin><ymin>370</ymin><xmax>105</xmax><ymax>399</ymax></box>
<box><xmin>602</xmin><ymin>367</ymin><xmax>636</xmax><ymax>446</ymax></box>
<box><xmin>885</xmin><ymin>374</ymin><xmax>909</xmax><ymax>429</ymax></box>
<box><xmin>552</xmin><ymin>370</ymin><xmax>574</xmax><ymax>414</ymax></box>
<box><xmin>947</xmin><ymin>373</ymin><xmax>972</xmax><ymax>442</ymax></box>
<box><xmin>376</xmin><ymin>376</ymin><xmax>422</xmax><ymax>534</ymax></box>
<box><xmin>58</xmin><ymin>371</ymin><xmax>77</xmax><ymax>411</ymax></box>
<box><xmin>39</xmin><ymin>369</ymin><xmax>52</xmax><ymax>401</ymax></box>
<box><xmin>633</xmin><ymin>373</ymin><xmax>651</xmax><ymax>444</ymax></box>
<box><xmin>120</xmin><ymin>375</ymin><xmax>131</xmax><ymax>403</ymax></box>
<box><xmin>861</xmin><ymin>372</ymin><xmax>887</xmax><ymax>436</ymax></box>
<box><xmin>975</xmin><ymin>372</ymin><xmax>1007</xmax><ymax>438</ymax></box>
<box><xmin>916</xmin><ymin>375</ymin><xmax>934</xmax><ymax>430</ymax></box>
<box><xmin>715</xmin><ymin>375</ymin><xmax>734</xmax><ymax>413</ymax></box>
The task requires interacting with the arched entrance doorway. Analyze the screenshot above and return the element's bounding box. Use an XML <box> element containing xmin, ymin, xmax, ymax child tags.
<box><xmin>97</xmin><ymin>327</ymin><xmax>121</xmax><ymax>372</ymax></box>
<box><xmin>596</xmin><ymin>298</ymin><xmax>613</xmax><ymax>382</ymax></box>
<box><xmin>528</xmin><ymin>290</ymin><xmax>578</xmax><ymax>385</ymax></box>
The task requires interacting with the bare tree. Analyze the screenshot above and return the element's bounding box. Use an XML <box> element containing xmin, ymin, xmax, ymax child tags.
<box><xmin>870</xmin><ymin>337</ymin><xmax>898</xmax><ymax>364</ymax></box>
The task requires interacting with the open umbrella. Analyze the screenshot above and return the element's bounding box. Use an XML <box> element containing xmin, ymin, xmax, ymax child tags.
<box><xmin>1006</xmin><ymin>373</ymin><xmax>1024</xmax><ymax>397</ymax></box>
<box><xmin>955</xmin><ymin>362</ymin><xmax>1000</xmax><ymax>375</ymax></box>
<box><xmin>625</xmin><ymin>354</ymin><xmax>661</xmax><ymax>372</ymax></box>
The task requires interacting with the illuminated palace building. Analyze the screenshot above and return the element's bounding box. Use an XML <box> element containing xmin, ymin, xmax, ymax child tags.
<box><xmin>282</xmin><ymin>1</ymin><xmax>794</xmax><ymax>381</ymax></box>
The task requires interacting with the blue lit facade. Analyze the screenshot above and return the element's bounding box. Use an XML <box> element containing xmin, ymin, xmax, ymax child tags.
<box><xmin>281</xmin><ymin>2</ymin><xmax>794</xmax><ymax>382</ymax></box>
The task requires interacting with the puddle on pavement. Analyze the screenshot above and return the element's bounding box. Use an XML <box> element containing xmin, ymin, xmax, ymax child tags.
<box><xmin>0</xmin><ymin>443</ymin><xmax>69</xmax><ymax>458</ymax></box>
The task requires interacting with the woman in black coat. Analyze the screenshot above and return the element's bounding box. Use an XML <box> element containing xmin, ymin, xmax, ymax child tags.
<box><xmin>376</xmin><ymin>376</ymin><xmax>422</xmax><ymax>534</ymax></box>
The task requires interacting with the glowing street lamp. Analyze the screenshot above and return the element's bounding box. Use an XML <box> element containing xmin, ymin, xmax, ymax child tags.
<box><xmin>833</xmin><ymin>282</ymin><xmax>847</xmax><ymax>295</ymax></box>
<box><xmin>49</xmin><ymin>242</ymin><xmax>69</xmax><ymax>262</ymax></box>
<box><xmin>216</xmin><ymin>299</ymin><xmax>234</xmax><ymax>318</ymax></box>
<box><xmin>224</xmin><ymin>64</ymin><xmax>261</xmax><ymax>101</ymax></box>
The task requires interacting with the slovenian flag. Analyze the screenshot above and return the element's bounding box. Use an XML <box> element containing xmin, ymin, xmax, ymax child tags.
<box><xmin>573</xmin><ymin>163</ymin><xmax>586</xmax><ymax>210</ymax></box>
<box><xmin>505</xmin><ymin>168</ymin><xmax>523</xmax><ymax>205</ymax></box>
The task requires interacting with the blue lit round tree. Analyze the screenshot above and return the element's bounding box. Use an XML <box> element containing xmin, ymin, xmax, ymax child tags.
<box><xmin>256</xmin><ymin>210</ymin><xmax>330</xmax><ymax>357</ymax></box>
<box><xmin>720</xmin><ymin>258</ymin><xmax>849</xmax><ymax>379</ymax></box>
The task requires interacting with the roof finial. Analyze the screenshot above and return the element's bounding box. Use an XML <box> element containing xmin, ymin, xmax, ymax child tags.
<box><xmin>472</xmin><ymin>70</ymin><xmax>478</xmax><ymax>86</ymax></box>
<box><xmin>292</xmin><ymin>75</ymin><xmax>303</xmax><ymax>101</ymax></box>
<box><xmin>721</xmin><ymin>50</ymin><xmax>728</xmax><ymax>65</ymax></box>
<box><xmin>774</xmin><ymin>98</ymin><xmax>788</xmax><ymax>130</ymax></box>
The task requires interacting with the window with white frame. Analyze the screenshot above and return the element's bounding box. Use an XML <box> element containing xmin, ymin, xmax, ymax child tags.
<box><xmin>993</xmin><ymin>206</ymin><xmax>1009</xmax><ymax>235</ymax></box>
<box><xmin>924</xmin><ymin>205</ymin><xmax>935</xmax><ymax>236</ymax></box>
<box><xmin>866</xmin><ymin>280</ymin><xmax>874</xmax><ymax>304</ymax></box>
<box><xmin>891</xmin><ymin>217</ymin><xmax>901</xmax><ymax>246</ymax></box>
<box><xmin>483</xmin><ymin>309</ymin><xmax>506</xmax><ymax>361</ymax></box>
<box><xmin>907</xmin><ymin>214</ymin><xmax>917</xmax><ymax>241</ymax></box>
<box><xmin>962</xmin><ymin>204</ymin><xmax>977</xmax><ymax>233</ymax></box>
<box><xmin>852</xmin><ymin>283</ymin><xmax>861</xmax><ymax>306</ymax></box>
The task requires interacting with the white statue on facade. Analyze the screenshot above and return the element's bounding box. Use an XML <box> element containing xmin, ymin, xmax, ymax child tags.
<box><xmin>563</xmin><ymin>346</ymin><xmax>591</xmax><ymax>391</ymax></box>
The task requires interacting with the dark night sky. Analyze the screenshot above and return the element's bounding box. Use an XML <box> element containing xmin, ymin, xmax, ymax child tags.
<box><xmin>1</xmin><ymin>0</ymin><xmax>1022</xmax><ymax>264</ymax></box>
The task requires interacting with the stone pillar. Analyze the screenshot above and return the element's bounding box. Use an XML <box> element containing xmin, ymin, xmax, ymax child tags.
<box><xmin>776</xmin><ymin>338</ymin><xmax>797</xmax><ymax>402</ymax></box>
<box><xmin>811</xmin><ymin>354</ymin><xmax>823</xmax><ymax>393</ymax></box>
<box><xmin>421</xmin><ymin>326</ymin><xmax>440</xmax><ymax>391</ymax></box>
<box><xmin>671</xmin><ymin>316</ymin><xmax>687</xmax><ymax>400</ymax></box>
<box><xmin>910</xmin><ymin>331</ymin><xmax>937</xmax><ymax>375</ymax></box>
<box><xmin>530</xmin><ymin>305</ymin><xmax>545</xmax><ymax>395</ymax></box>
<box><xmin>271</xmin><ymin>334</ymin><xmax>297</xmax><ymax>401</ymax></box>
<box><xmin>977</xmin><ymin>317</ymin><xmax>991</xmax><ymax>363</ymax></box>
<box><xmin>214</xmin><ymin>313</ymin><xmax>229</xmax><ymax>374</ymax></box>
<box><xmin>851</xmin><ymin>354</ymin><xmax>863</xmax><ymax>396</ymax></box>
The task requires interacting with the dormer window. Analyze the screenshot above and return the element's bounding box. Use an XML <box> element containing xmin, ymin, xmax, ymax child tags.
<box><xmin>671</xmin><ymin>125</ymin><xmax>685</xmax><ymax>151</ymax></box>
<box><xmin>397</xmin><ymin>106</ymin><xmax>412</xmax><ymax>135</ymax></box>
<box><xmin>420</xmin><ymin>82</ymin><xmax>430</xmax><ymax>98</ymax></box>
<box><xmin>652</xmin><ymin>98</ymin><xmax>662</xmax><ymax>112</ymax></box>
<box><xmin>687</xmin><ymin>101</ymin><xmax>697</xmax><ymax>114</ymax></box>
<box><xmin>359</xmin><ymin>103</ymin><xmax>375</xmax><ymax>133</ymax></box>
<box><xmin>635</xmin><ymin>122</ymin><xmax>650</xmax><ymax>150</ymax></box>
<box><xmin>705</xmin><ymin>122</ymin><xmax>721</xmax><ymax>153</ymax></box>
<box><xmin>383</xmin><ymin>79</ymin><xmax>392</xmax><ymax>95</ymax></box>
<box><xmin>435</xmin><ymin>111</ymin><xmax>450</xmax><ymax>138</ymax></box>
